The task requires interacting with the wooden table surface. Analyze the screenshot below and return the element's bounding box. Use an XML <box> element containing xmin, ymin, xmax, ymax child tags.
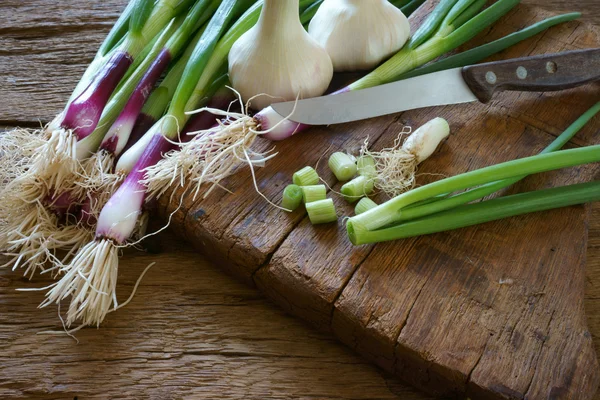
<box><xmin>1</xmin><ymin>1</ymin><xmax>600</xmax><ymax>399</ymax></box>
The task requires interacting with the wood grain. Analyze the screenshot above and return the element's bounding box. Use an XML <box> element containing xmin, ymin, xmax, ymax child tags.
<box><xmin>1</xmin><ymin>1</ymin><xmax>600</xmax><ymax>399</ymax></box>
<box><xmin>164</xmin><ymin>3</ymin><xmax>600</xmax><ymax>399</ymax></box>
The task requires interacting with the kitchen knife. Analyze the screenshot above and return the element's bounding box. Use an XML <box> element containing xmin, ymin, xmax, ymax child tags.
<box><xmin>271</xmin><ymin>48</ymin><xmax>600</xmax><ymax>125</ymax></box>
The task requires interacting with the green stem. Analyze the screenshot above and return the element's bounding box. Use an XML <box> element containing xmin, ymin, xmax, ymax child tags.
<box><xmin>449</xmin><ymin>0</ymin><xmax>486</xmax><ymax>29</ymax></box>
<box><xmin>299</xmin><ymin>0</ymin><xmax>323</xmax><ymax>24</ymax></box>
<box><xmin>163</xmin><ymin>0</ymin><xmax>254</xmax><ymax>137</ymax></box>
<box><xmin>442</xmin><ymin>0</ymin><xmax>479</xmax><ymax>28</ymax></box>
<box><xmin>349</xmin><ymin>0</ymin><xmax>521</xmax><ymax>90</ymax></box>
<box><xmin>398</xmin><ymin>12</ymin><xmax>581</xmax><ymax>80</ymax></box>
<box><xmin>77</xmin><ymin>20</ymin><xmax>182</xmax><ymax>154</ymax></box>
<box><xmin>397</xmin><ymin>101</ymin><xmax>600</xmax><ymax>221</ymax></box>
<box><xmin>400</xmin><ymin>0</ymin><xmax>427</xmax><ymax>17</ymax></box>
<box><xmin>347</xmin><ymin>144</ymin><xmax>600</xmax><ymax>232</ymax></box>
<box><xmin>98</xmin><ymin>0</ymin><xmax>136</xmax><ymax>57</ymax></box>
<box><xmin>349</xmin><ymin>181</ymin><xmax>600</xmax><ymax>245</ymax></box>
<box><xmin>409</xmin><ymin>0</ymin><xmax>459</xmax><ymax>49</ymax></box>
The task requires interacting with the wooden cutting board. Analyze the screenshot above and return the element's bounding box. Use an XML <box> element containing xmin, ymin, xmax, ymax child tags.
<box><xmin>157</xmin><ymin>3</ymin><xmax>600</xmax><ymax>399</ymax></box>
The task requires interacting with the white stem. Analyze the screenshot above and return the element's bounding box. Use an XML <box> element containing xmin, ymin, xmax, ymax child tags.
<box><xmin>402</xmin><ymin>118</ymin><xmax>450</xmax><ymax>163</ymax></box>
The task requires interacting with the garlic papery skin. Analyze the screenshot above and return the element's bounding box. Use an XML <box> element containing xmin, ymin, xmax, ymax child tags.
<box><xmin>308</xmin><ymin>0</ymin><xmax>411</xmax><ymax>72</ymax></box>
<box><xmin>228</xmin><ymin>0</ymin><xmax>334</xmax><ymax>111</ymax></box>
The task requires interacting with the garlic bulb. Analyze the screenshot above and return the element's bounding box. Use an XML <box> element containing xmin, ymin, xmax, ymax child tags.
<box><xmin>308</xmin><ymin>0</ymin><xmax>411</xmax><ymax>72</ymax></box>
<box><xmin>228</xmin><ymin>0</ymin><xmax>334</xmax><ymax>110</ymax></box>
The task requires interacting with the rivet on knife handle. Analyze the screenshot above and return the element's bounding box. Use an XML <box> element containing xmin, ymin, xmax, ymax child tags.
<box><xmin>461</xmin><ymin>47</ymin><xmax>600</xmax><ymax>103</ymax></box>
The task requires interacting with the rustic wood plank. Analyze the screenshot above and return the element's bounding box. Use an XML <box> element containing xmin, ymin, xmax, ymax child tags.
<box><xmin>0</xmin><ymin>237</ymin><xmax>431</xmax><ymax>400</ymax></box>
<box><xmin>2</xmin><ymin>1</ymin><xmax>600</xmax><ymax>400</ymax></box>
<box><xmin>177</xmin><ymin>5</ymin><xmax>600</xmax><ymax>399</ymax></box>
<box><xmin>0</xmin><ymin>0</ymin><xmax>126</xmax><ymax>124</ymax></box>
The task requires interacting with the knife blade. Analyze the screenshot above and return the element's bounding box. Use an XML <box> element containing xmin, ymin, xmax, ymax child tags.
<box><xmin>271</xmin><ymin>48</ymin><xmax>600</xmax><ymax>125</ymax></box>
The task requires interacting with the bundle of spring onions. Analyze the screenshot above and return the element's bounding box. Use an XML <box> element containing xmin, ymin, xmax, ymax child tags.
<box><xmin>0</xmin><ymin>0</ymin><xmax>584</xmax><ymax>328</ymax></box>
<box><xmin>346</xmin><ymin>102</ymin><xmax>600</xmax><ymax>245</ymax></box>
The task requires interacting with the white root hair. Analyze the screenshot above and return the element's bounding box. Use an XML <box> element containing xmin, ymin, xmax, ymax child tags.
<box><xmin>0</xmin><ymin>200</ymin><xmax>95</xmax><ymax>279</ymax></box>
<box><xmin>30</xmin><ymin>128</ymin><xmax>81</xmax><ymax>193</ymax></box>
<box><xmin>77</xmin><ymin>150</ymin><xmax>123</xmax><ymax>199</ymax></box>
<box><xmin>41</xmin><ymin>239</ymin><xmax>120</xmax><ymax>327</ymax></box>
<box><xmin>359</xmin><ymin>126</ymin><xmax>419</xmax><ymax>198</ymax></box>
<box><xmin>142</xmin><ymin>90</ymin><xmax>276</xmax><ymax>201</ymax></box>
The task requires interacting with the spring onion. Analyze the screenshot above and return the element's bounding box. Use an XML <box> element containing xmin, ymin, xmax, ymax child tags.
<box><xmin>360</xmin><ymin>117</ymin><xmax>450</xmax><ymax>197</ymax></box>
<box><xmin>347</xmin><ymin>144</ymin><xmax>600</xmax><ymax>237</ymax></box>
<box><xmin>98</xmin><ymin>0</ymin><xmax>220</xmax><ymax>160</ymax></box>
<box><xmin>50</xmin><ymin>0</ymin><xmax>183</xmax><ymax>149</ymax></box>
<box><xmin>306</xmin><ymin>199</ymin><xmax>338</xmax><ymax>224</ymax></box>
<box><xmin>390</xmin><ymin>101</ymin><xmax>600</xmax><ymax>222</ymax></box>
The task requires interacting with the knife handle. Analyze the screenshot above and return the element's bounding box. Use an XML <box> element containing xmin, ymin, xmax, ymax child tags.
<box><xmin>461</xmin><ymin>48</ymin><xmax>600</xmax><ymax>103</ymax></box>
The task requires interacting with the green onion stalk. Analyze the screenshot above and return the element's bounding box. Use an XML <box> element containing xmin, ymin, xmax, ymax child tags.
<box><xmin>350</xmin><ymin>180</ymin><xmax>600</xmax><ymax>244</ymax></box>
<box><xmin>0</xmin><ymin>17</ymin><xmax>190</xmax><ymax>276</ymax></box>
<box><xmin>389</xmin><ymin>101</ymin><xmax>600</xmax><ymax>223</ymax></box>
<box><xmin>347</xmin><ymin>143</ymin><xmax>600</xmax><ymax>245</ymax></box>
<box><xmin>41</xmin><ymin>0</ymin><xmax>254</xmax><ymax>329</ymax></box>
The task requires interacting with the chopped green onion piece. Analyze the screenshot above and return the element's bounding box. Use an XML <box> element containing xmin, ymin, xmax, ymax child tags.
<box><xmin>355</xmin><ymin>197</ymin><xmax>378</xmax><ymax>215</ymax></box>
<box><xmin>282</xmin><ymin>184</ymin><xmax>303</xmax><ymax>211</ymax></box>
<box><xmin>341</xmin><ymin>176</ymin><xmax>374</xmax><ymax>203</ymax></box>
<box><xmin>357</xmin><ymin>156</ymin><xmax>376</xmax><ymax>178</ymax></box>
<box><xmin>293</xmin><ymin>166</ymin><xmax>320</xmax><ymax>186</ymax></box>
<box><xmin>302</xmin><ymin>185</ymin><xmax>327</xmax><ymax>203</ymax></box>
<box><xmin>328</xmin><ymin>152</ymin><xmax>357</xmax><ymax>181</ymax></box>
<box><xmin>307</xmin><ymin>199</ymin><xmax>338</xmax><ymax>224</ymax></box>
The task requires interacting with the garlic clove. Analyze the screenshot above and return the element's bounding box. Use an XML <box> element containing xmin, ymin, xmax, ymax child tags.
<box><xmin>308</xmin><ymin>0</ymin><xmax>411</xmax><ymax>72</ymax></box>
<box><xmin>228</xmin><ymin>0</ymin><xmax>334</xmax><ymax>111</ymax></box>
